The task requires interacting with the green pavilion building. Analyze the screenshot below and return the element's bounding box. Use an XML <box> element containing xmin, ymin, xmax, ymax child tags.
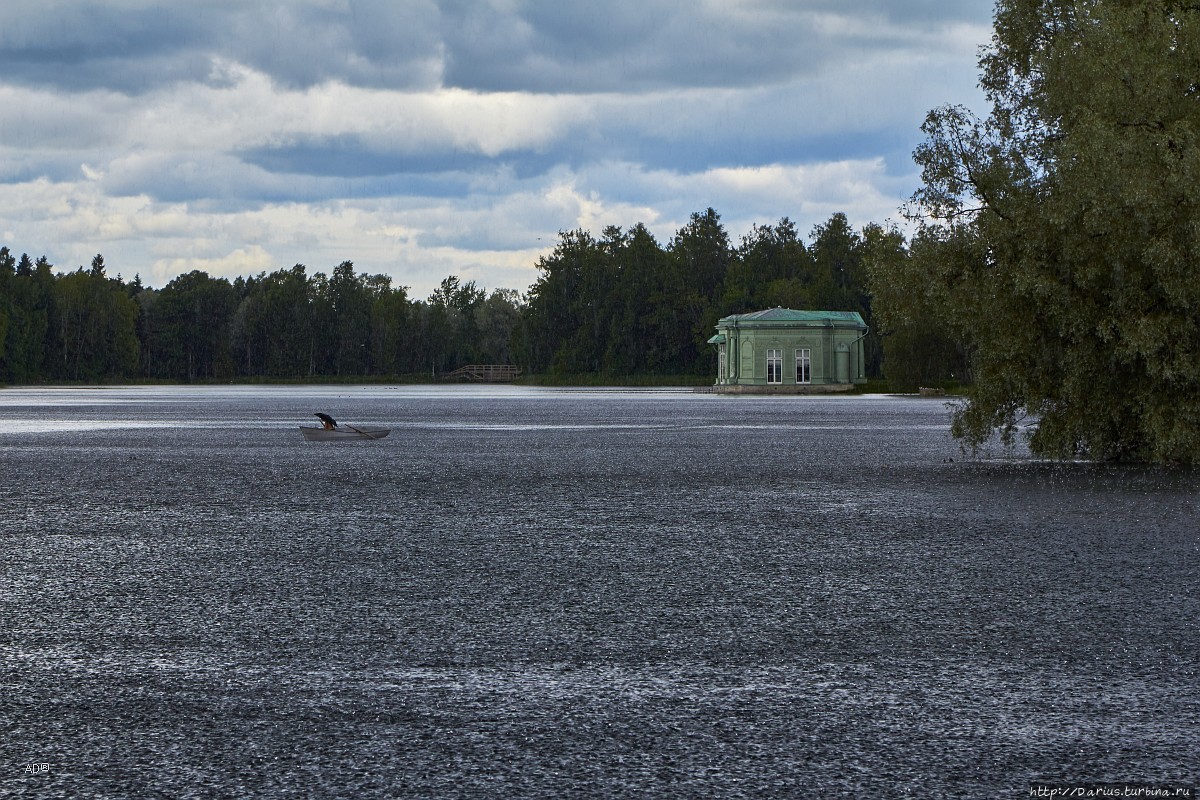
<box><xmin>708</xmin><ymin>308</ymin><xmax>868</xmax><ymax>393</ymax></box>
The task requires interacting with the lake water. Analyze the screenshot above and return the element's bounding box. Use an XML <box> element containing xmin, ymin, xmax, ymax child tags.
<box><xmin>2</xmin><ymin>385</ymin><xmax>1197</xmax><ymax>798</ymax></box>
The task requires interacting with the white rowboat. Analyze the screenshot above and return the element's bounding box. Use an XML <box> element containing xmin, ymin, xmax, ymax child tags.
<box><xmin>299</xmin><ymin>425</ymin><xmax>390</xmax><ymax>441</ymax></box>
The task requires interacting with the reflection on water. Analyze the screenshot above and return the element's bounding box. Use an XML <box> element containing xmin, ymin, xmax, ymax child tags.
<box><xmin>3</xmin><ymin>385</ymin><xmax>1197</xmax><ymax>798</ymax></box>
<box><xmin>1</xmin><ymin>420</ymin><xmax>203</xmax><ymax>433</ymax></box>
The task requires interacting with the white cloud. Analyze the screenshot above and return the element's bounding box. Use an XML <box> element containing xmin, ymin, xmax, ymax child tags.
<box><xmin>0</xmin><ymin>151</ymin><xmax>921</xmax><ymax>296</ymax></box>
<box><xmin>0</xmin><ymin>1</ymin><xmax>997</xmax><ymax>296</ymax></box>
<box><xmin>149</xmin><ymin>246</ymin><xmax>275</xmax><ymax>288</ymax></box>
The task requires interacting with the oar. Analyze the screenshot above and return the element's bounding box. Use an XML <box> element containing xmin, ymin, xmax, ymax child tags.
<box><xmin>342</xmin><ymin>422</ymin><xmax>382</xmax><ymax>439</ymax></box>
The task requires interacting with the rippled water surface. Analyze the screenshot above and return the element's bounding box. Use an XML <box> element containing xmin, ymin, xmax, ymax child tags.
<box><xmin>3</xmin><ymin>386</ymin><xmax>1197</xmax><ymax>798</ymax></box>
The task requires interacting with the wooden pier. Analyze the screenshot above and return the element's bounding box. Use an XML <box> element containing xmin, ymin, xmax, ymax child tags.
<box><xmin>444</xmin><ymin>364</ymin><xmax>521</xmax><ymax>383</ymax></box>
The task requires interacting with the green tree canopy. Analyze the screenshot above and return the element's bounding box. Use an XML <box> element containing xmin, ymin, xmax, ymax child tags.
<box><xmin>902</xmin><ymin>0</ymin><xmax>1200</xmax><ymax>463</ymax></box>
<box><xmin>144</xmin><ymin>271</ymin><xmax>236</xmax><ymax>380</ymax></box>
<box><xmin>53</xmin><ymin>267</ymin><xmax>139</xmax><ymax>381</ymax></box>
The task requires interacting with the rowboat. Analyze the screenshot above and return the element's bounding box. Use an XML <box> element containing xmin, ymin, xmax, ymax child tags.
<box><xmin>300</xmin><ymin>425</ymin><xmax>390</xmax><ymax>441</ymax></box>
<box><xmin>301</xmin><ymin>412</ymin><xmax>390</xmax><ymax>441</ymax></box>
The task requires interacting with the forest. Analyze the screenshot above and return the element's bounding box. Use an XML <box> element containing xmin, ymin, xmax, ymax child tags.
<box><xmin>0</xmin><ymin>209</ymin><xmax>915</xmax><ymax>386</ymax></box>
<box><xmin>0</xmin><ymin>248</ymin><xmax>518</xmax><ymax>384</ymax></box>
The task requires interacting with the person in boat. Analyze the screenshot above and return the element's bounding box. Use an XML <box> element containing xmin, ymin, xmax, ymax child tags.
<box><xmin>315</xmin><ymin>413</ymin><xmax>338</xmax><ymax>430</ymax></box>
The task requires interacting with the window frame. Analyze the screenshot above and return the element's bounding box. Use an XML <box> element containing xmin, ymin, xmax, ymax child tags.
<box><xmin>766</xmin><ymin>348</ymin><xmax>782</xmax><ymax>384</ymax></box>
<box><xmin>795</xmin><ymin>348</ymin><xmax>811</xmax><ymax>384</ymax></box>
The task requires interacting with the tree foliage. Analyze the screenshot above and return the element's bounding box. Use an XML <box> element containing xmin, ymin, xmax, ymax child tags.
<box><xmin>519</xmin><ymin>209</ymin><xmax>879</xmax><ymax>377</ymax></box>
<box><xmin>143</xmin><ymin>271</ymin><xmax>237</xmax><ymax>380</ymax></box>
<box><xmin>864</xmin><ymin>226</ymin><xmax>973</xmax><ymax>392</ymax></box>
<box><xmin>0</xmin><ymin>251</ymin><xmax>524</xmax><ymax>384</ymax></box>
<box><xmin>888</xmin><ymin>0</ymin><xmax>1200</xmax><ymax>463</ymax></box>
<box><xmin>2</xmin><ymin>208</ymin><xmax>881</xmax><ymax>385</ymax></box>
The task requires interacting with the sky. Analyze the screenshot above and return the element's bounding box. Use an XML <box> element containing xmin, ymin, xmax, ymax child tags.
<box><xmin>0</xmin><ymin>0</ymin><xmax>995</xmax><ymax>298</ymax></box>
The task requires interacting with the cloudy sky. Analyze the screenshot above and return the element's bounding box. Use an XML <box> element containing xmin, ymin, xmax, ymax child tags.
<box><xmin>0</xmin><ymin>0</ymin><xmax>994</xmax><ymax>297</ymax></box>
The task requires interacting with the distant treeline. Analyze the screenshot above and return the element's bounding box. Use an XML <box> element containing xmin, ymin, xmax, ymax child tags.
<box><xmin>0</xmin><ymin>209</ymin><xmax>883</xmax><ymax>383</ymax></box>
<box><xmin>0</xmin><ymin>249</ymin><xmax>519</xmax><ymax>383</ymax></box>
<box><xmin>521</xmin><ymin>209</ymin><xmax>879</xmax><ymax>377</ymax></box>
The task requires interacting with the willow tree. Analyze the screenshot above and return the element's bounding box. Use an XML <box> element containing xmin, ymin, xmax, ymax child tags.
<box><xmin>908</xmin><ymin>0</ymin><xmax>1200</xmax><ymax>463</ymax></box>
